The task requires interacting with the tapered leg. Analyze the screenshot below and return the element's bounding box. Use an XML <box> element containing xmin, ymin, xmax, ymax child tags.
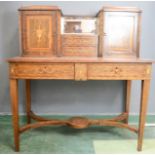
<box><xmin>26</xmin><ymin>80</ymin><xmax>31</xmax><ymax>124</ymax></box>
<box><xmin>125</xmin><ymin>80</ymin><xmax>132</xmax><ymax>124</ymax></box>
<box><xmin>137</xmin><ymin>80</ymin><xmax>150</xmax><ymax>151</ymax></box>
<box><xmin>10</xmin><ymin>79</ymin><xmax>19</xmax><ymax>152</ymax></box>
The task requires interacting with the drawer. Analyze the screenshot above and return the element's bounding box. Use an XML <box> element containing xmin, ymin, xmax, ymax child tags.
<box><xmin>88</xmin><ymin>63</ymin><xmax>151</xmax><ymax>80</ymax></box>
<box><xmin>62</xmin><ymin>35</ymin><xmax>98</xmax><ymax>57</ymax></box>
<box><xmin>62</xmin><ymin>46</ymin><xmax>97</xmax><ymax>57</ymax></box>
<box><xmin>62</xmin><ymin>35</ymin><xmax>98</xmax><ymax>46</ymax></box>
<box><xmin>10</xmin><ymin>63</ymin><xmax>74</xmax><ymax>79</ymax></box>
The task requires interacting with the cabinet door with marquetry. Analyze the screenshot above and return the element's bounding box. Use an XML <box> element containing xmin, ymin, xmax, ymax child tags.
<box><xmin>19</xmin><ymin>6</ymin><xmax>61</xmax><ymax>57</ymax></box>
<box><xmin>98</xmin><ymin>7</ymin><xmax>141</xmax><ymax>59</ymax></box>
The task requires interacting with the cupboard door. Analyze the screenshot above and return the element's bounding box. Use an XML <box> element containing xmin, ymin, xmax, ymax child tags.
<box><xmin>103</xmin><ymin>12</ymin><xmax>140</xmax><ymax>59</ymax></box>
<box><xmin>20</xmin><ymin>11</ymin><xmax>57</xmax><ymax>57</ymax></box>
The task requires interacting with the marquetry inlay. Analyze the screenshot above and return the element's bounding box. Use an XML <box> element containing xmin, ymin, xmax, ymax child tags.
<box><xmin>8</xmin><ymin>5</ymin><xmax>153</xmax><ymax>152</ymax></box>
<box><xmin>10</xmin><ymin>63</ymin><xmax>74</xmax><ymax>79</ymax></box>
<box><xmin>87</xmin><ymin>63</ymin><xmax>152</xmax><ymax>80</ymax></box>
<box><xmin>75</xmin><ymin>63</ymin><xmax>87</xmax><ymax>81</ymax></box>
<box><xmin>26</xmin><ymin>16</ymin><xmax>52</xmax><ymax>51</ymax></box>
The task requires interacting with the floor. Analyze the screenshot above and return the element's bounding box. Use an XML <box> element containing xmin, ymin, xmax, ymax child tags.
<box><xmin>0</xmin><ymin>115</ymin><xmax>155</xmax><ymax>154</ymax></box>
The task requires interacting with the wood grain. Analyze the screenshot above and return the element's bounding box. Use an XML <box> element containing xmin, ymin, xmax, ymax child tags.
<box><xmin>10</xmin><ymin>63</ymin><xmax>74</xmax><ymax>79</ymax></box>
<box><xmin>19</xmin><ymin>112</ymin><xmax>137</xmax><ymax>133</ymax></box>
<box><xmin>62</xmin><ymin>35</ymin><xmax>98</xmax><ymax>57</ymax></box>
<box><xmin>88</xmin><ymin>63</ymin><xmax>151</xmax><ymax>80</ymax></box>
<box><xmin>125</xmin><ymin>80</ymin><xmax>132</xmax><ymax>124</ymax></box>
<box><xmin>19</xmin><ymin>9</ymin><xmax>61</xmax><ymax>57</ymax></box>
<box><xmin>75</xmin><ymin>63</ymin><xmax>87</xmax><ymax>81</ymax></box>
<box><xmin>9</xmin><ymin>62</ymin><xmax>152</xmax><ymax>80</ymax></box>
<box><xmin>8</xmin><ymin>60</ymin><xmax>153</xmax><ymax>152</ymax></box>
<box><xmin>97</xmin><ymin>9</ymin><xmax>141</xmax><ymax>59</ymax></box>
<box><xmin>18</xmin><ymin>5</ymin><xmax>61</xmax><ymax>11</ymax></box>
<box><xmin>8</xmin><ymin>57</ymin><xmax>154</xmax><ymax>63</ymax></box>
<box><xmin>137</xmin><ymin>80</ymin><xmax>150</xmax><ymax>151</ymax></box>
<box><xmin>8</xmin><ymin>5</ymin><xmax>154</xmax><ymax>152</ymax></box>
<box><xmin>25</xmin><ymin>80</ymin><xmax>31</xmax><ymax>124</ymax></box>
<box><xmin>10</xmin><ymin>79</ymin><xmax>19</xmax><ymax>152</ymax></box>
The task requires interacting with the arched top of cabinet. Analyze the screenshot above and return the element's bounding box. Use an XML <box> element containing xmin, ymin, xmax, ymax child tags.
<box><xmin>18</xmin><ymin>5</ymin><xmax>61</xmax><ymax>12</ymax></box>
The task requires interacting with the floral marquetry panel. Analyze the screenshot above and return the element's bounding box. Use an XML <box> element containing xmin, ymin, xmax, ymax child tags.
<box><xmin>26</xmin><ymin>16</ymin><xmax>52</xmax><ymax>51</ymax></box>
<box><xmin>20</xmin><ymin>10</ymin><xmax>60</xmax><ymax>57</ymax></box>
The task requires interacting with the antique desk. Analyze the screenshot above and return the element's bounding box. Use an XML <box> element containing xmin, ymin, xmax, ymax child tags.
<box><xmin>8</xmin><ymin>6</ymin><xmax>153</xmax><ymax>152</ymax></box>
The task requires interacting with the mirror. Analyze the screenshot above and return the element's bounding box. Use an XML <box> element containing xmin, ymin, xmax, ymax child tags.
<box><xmin>61</xmin><ymin>17</ymin><xmax>97</xmax><ymax>34</ymax></box>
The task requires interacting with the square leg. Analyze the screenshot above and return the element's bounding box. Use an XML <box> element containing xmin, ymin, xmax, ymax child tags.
<box><xmin>10</xmin><ymin>79</ymin><xmax>20</xmax><ymax>152</ymax></box>
<box><xmin>124</xmin><ymin>80</ymin><xmax>132</xmax><ymax>124</ymax></box>
<box><xmin>25</xmin><ymin>80</ymin><xmax>31</xmax><ymax>124</ymax></box>
<box><xmin>137</xmin><ymin>80</ymin><xmax>150</xmax><ymax>151</ymax></box>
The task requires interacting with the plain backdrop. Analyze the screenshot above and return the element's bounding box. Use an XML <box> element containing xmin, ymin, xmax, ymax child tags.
<box><xmin>0</xmin><ymin>1</ymin><xmax>155</xmax><ymax>115</ymax></box>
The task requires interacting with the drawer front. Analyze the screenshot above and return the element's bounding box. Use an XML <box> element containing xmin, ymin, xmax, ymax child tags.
<box><xmin>10</xmin><ymin>63</ymin><xmax>74</xmax><ymax>79</ymax></box>
<box><xmin>62</xmin><ymin>35</ymin><xmax>98</xmax><ymax>57</ymax></box>
<box><xmin>88</xmin><ymin>63</ymin><xmax>152</xmax><ymax>80</ymax></box>
<box><xmin>62</xmin><ymin>46</ymin><xmax>97</xmax><ymax>57</ymax></box>
<box><xmin>62</xmin><ymin>35</ymin><xmax>97</xmax><ymax>46</ymax></box>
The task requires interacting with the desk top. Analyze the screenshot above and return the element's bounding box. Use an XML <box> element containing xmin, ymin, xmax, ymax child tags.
<box><xmin>7</xmin><ymin>57</ymin><xmax>154</xmax><ymax>63</ymax></box>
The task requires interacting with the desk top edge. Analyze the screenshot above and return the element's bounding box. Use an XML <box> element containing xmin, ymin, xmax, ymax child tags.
<box><xmin>7</xmin><ymin>57</ymin><xmax>154</xmax><ymax>63</ymax></box>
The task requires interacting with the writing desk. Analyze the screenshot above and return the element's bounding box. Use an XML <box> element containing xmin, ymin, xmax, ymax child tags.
<box><xmin>8</xmin><ymin>57</ymin><xmax>152</xmax><ymax>152</ymax></box>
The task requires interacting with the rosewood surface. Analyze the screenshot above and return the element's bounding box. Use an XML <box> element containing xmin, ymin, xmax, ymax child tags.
<box><xmin>8</xmin><ymin>57</ymin><xmax>153</xmax><ymax>152</ymax></box>
<box><xmin>8</xmin><ymin>5</ymin><xmax>153</xmax><ymax>152</ymax></box>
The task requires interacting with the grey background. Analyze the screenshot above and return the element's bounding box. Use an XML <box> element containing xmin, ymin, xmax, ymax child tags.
<box><xmin>0</xmin><ymin>1</ymin><xmax>155</xmax><ymax>115</ymax></box>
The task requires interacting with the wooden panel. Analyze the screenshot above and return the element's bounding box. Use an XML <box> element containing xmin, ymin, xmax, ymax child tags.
<box><xmin>106</xmin><ymin>13</ymin><xmax>135</xmax><ymax>50</ymax></box>
<box><xmin>20</xmin><ymin>11</ymin><xmax>59</xmax><ymax>57</ymax></box>
<box><xmin>98</xmin><ymin>11</ymin><xmax>141</xmax><ymax>59</ymax></box>
<box><xmin>10</xmin><ymin>63</ymin><xmax>74</xmax><ymax>79</ymax></box>
<box><xmin>62</xmin><ymin>35</ymin><xmax>98</xmax><ymax>57</ymax></box>
<box><xmin>88</xmin><ymin>63</ymin><xmax>151</xmax><ymax>80</ymax></box>
<box><xmin>97</xmin><ymin>11</ymin><xmax>105</xmax><ymax>57</ymax></box>
<box><xmin>26</xmin><ymin>16</ymin><xmax>52</xmax><ymax>51</ymax></box>
<box><xmin>75</xmin><ymin>63</ymin><xmax>87</xmax><ymax>81</ymax></box>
